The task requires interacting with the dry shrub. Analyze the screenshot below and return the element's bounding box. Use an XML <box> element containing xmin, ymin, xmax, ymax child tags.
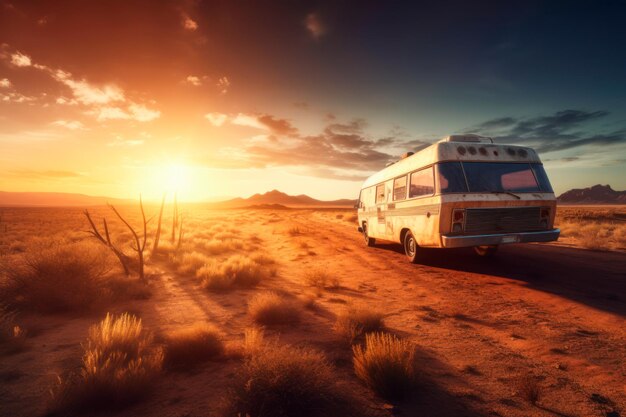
<box><xmin>197</xmin><ymin>255</ymin><xmax>269</xmax><ymax>290</ymax></box>
<box><xmin>226</xmin><ymin>342</ymin><xmax>357</xmax><ymax>417</ymax></box>
<box><xmin>162</xmin><ymin>323</ymin><xmax>223</xmax><ymax>370</ymax></box>
<box><xmin>193</xmin><ymin>238</ymin><xmax>243</xmax><ymax>255</ymax></box>
<box><xmin>51</xmin><ymin>313</ymin><xmax>163</xmax><ymax>412</ymax></box>
<box><xmin>0</xmin><ymin>306</ymin><xmax>26</xmax><ymax>353</ymax></box>
<box><xmin>248</xmin><ymin>292</ymin><xmax>301</xmax><ymax>325</ymax></box>
<box><xmin>353</xmin><ymin>332</ymin><xmax>416</xmax><ymax>402</ymax></box>
<box><xmin>345</xmin><ymin>213</ymin><xmax>358</xmax><ymax>223</ymax></box>
<box><xmin>1</xmin><ymin>241</ymin><xmax>114</xmax><ymax>313</ymax></box>
<box><xmin>335</xmin><ymin>304</ymin><xmax>384</xmax><ymax>343</ymax></box>
<box><xmin>518</xmin><ymin>375</ymin><xmax>541</xmax><ymax>405</ymax></box>
<box><xmin>242</xmin><ymin>327</ymin><xmax>265</xmax><ymax>356</ymax></box>
<box><xmin>287</xmin><ymin>226</ymin><xmax>301</xmax><ymax>236</ymax></box>
<box><xmin>176</xmin><ymin>251</ymin><xmax>208</xmax><ymax>274</ymax></box>
<box><xmin>335</xmin><ymin>214</ymin><xmax>344</xmax><ymax>219</ymax></box>
<box><xmin>304</xmin><ymin>269</ymin><xmax>340</xmax><ymax>291</ymax></box>
<box><xmin>250</xmin><ymin>253</ymin><xmax>275</xmax><ymax>265</ymax></box>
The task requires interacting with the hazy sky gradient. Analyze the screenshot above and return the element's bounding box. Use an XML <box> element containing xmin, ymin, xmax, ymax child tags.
<box><xmin>1</xmin><ymin>0</ymin><xmax>625</xmax><ymax>201</ymax></box>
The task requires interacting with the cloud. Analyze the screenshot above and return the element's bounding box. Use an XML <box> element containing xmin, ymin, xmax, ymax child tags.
<box><xmin>185</xmin><ymin>75</ymin><xmax>202</xmax><ymax>86</ymax></box>
<box><xmin>468</xmin><ymin>109</ymin><xmax>625</xmax><ymax>154</ymax></box>
<box><xmin>51</xmin><ymin>120</ymin><xmax>85</xmax><ymax>130</ymax></box>
<box><xmin>216</xmin><ymin>76</ymin><xmax>230</xmax><ymax>94</ymax></box>
<box><xmin>56</xmin><ymin>96</ymin><xmax>78</xmax><ymax>105</ymax></box>
<box><xmin>128</xmin><ymin>103</ymin><xmax>160</xmax><ymax>121</ymax></box>
<box><xmin>206</xmin><ymin>113</ymin><xmax>396</xmax><ymax>179</ymax></box>
<box><xmin>107</xmin><ymin>136</ymin><xmax>144</xmax><ymax>147</ymax></box>
<box><xmin>182</xmin><ymin>15</ymin><xmax>198</xmax><ymax>31</ymax></box>
<box><xmin>304</xmin><ymin>12</ymin><xmax>326</xmax><ymax>39</ymax></box>
<box><xmin>94</xmin><ymin>103</ymin><xmax>160</xmax><ymax>122</ymax></box>
<box><xmin>0</xmin><ymin>78</ymin><xmax>11</xmax><ymax>88</ymax></box>
<box><xmin>205</xmin><ymin>112</ymin><xmax>228</xmax><ymax>126</ymax></box>
<box><xmin>3</xmin><ymin>47</ymin><xmax>160</xmax><ymax>122</ymax></box>
<box><xmin>10</xmin><ymin>52</ymin><xmax>31</xmax><ymax>67</ymax></box>
<box><xmin>52</xmin><ymin>69</ymin><xmax>125</xmax><ymax>105</ymax></box>
<box><xmin>0</xmin><ymin>91</ymin><xmax>36</xmax><ymax>103</ymax></box>
<box><xmin>231</xmin><ymin>113</ymin><xmax>266</xmax><ymax>129</ymax></box>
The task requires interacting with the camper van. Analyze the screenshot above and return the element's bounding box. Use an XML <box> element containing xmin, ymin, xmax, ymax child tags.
<box><xmin>356</xmin><ymin>135</ymin><xmax>559</xmax><ymax>262</ymax></box>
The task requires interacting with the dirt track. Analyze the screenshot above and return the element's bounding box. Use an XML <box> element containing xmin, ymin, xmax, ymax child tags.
<box><xmin>1</xmin><ymin>208</ymin><xmax>625</xmax><ymax>417</ymax></box>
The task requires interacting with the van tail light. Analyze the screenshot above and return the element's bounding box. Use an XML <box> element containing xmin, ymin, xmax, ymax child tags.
<box><xmin>452</xmin><ymin>209</ymin><xmax>465</xmax><ymax>233</ymax></box>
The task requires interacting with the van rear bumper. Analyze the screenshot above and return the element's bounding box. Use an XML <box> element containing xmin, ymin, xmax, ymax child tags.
<box><xmin>441</xmin><ymin>229</ymin><xmax>560</xmax><ymax>248</ymax></box>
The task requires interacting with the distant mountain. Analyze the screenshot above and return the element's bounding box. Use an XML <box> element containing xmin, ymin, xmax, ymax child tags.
<box><xmin>0</xmin><ymin>191</ymin><xmax>132</xmax><ymax>207</ymax></box>
<box><xmin>212</xmin><ymin>189</ymin><xmax>356</xmax><ymax>208</ymax></box>
<box><xmin>557</xmin><ymin>185</ymin><xmax>626</xmax><ymax>204</ymax></box>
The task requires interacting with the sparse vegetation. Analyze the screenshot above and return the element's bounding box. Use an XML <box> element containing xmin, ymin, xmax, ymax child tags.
<box><xmin>556</xmin><ymin>207</ymin><xmax>626</xmax><ymax>250</ymax></box>
<box><xmin>353</xmin><ymin>332</ymin><xmax>416</xmax><ymax>402</ymax></box>
<box><xmin>197</xmin><ymin>255</ymin><xmax>271</xmax><ymax>290</ymax></box>
<box><xmin>334</xmin><ymin>304</ymin><xmax>384</xmax><ymax>343</ymax></box>
<box><xmin>226</xmin><ymin>341</ymin><xmax>356</xmax><ymax>417</ymax></box>
<box><xmin>0</xmin><ymin>306</ymin><xmax>26</xmax><ymax>353</ymax></box>
<box><xmin>162</xmin><ymin>323</ymin><xmax>223</xmax><ymax>370</ymax></box>
<box><xmin>304</xmin><ymin>269</ymin><xmax>340</xmax><ymax>292</ymax></box>
<box><xmin>50</xmin><ymin>313</ymin><xmax>163</xmax><ymax>412</ymax></box>
<box><xmin>248</xmin><ymin>292</ymin><xmax>301</xmax><ymax>325</ymax></box>
<box><xmin>287</xmin><ymin>226</ymin><xmax>301</xmax><ymax>236</ymax></box>
<box><xmin>0</xmin><ymin>241</ymin><xmax>117</xmax><ymax>313</ymax></box>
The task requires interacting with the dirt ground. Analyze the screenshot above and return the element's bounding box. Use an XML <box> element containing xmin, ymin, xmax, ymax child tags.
<box><xmin>0</xmin><ymin>206</ymin><xmax>625</xmax><ymax>417</ymax></box>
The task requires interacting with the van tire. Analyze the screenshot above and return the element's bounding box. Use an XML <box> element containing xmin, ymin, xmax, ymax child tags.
<box><xmin>403</xmin><ymin>231</ymin><xmax>419</xmax><ymax>263</ymax></box>
<box><xmin>474</xmin><ymin>245</ymin><xmax>498</xmax><ymax>257</ymax></box>
<box><xmin>363</xmin><ymin>224</ymin><xmax>376</xmax><ymax>247</ymax></box>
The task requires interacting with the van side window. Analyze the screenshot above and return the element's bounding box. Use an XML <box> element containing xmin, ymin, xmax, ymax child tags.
<box><xmin>375</xmin><ymin>184</ymin><xmax>385</xmax><ymax>203</ymax></box>
<box><xmin>409</xmin><ymin>167</ymin><xmax>434</xmax><ymax>198</ymax></box>
<box><xmin>393</xmin><ymin>176</ymin><xmax>407</xmax><ymax>201</ymax></box>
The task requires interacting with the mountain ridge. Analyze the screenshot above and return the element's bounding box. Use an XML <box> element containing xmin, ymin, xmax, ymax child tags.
<box><xmin>557</xmin><ymin>184</ymin><xmax>626</xmax><ymax>204</ymax></box>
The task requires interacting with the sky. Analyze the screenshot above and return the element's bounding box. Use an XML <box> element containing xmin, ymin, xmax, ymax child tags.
<box><xmin>0</xmin><ymin>0</ymin><xmax>625</xmax><ymax>201</ymax></box>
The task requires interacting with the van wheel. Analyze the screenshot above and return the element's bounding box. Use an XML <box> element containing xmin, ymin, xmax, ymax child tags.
<box><xmin>363</xmin><ymin>224</ymin><xmax>376</xmax><ymax>247</ymax></box>
<box><xmin>474</xmin><ymin>245</ymin><xmax>498</xmax><ymax>257</ymax></box>
<box><xmin>404</xmin><ymin>231</ymin><xmax>419</xmax><ymax>263</ymax></box>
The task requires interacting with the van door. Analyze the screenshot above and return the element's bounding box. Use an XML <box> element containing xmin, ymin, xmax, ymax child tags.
<box><xmin>375</xmin><ymin>183</ymin><xmax>386</xmax><ymax>235</ymax></box>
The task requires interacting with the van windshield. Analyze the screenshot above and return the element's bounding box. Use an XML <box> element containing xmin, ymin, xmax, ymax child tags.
<box><xmin>436</xmin><ymin>162</ymin><xmax>553</xmax><ymax>193</ymax></box>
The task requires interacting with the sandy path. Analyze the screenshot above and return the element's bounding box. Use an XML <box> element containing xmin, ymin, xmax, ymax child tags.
<box><xmin>285</xmin><ymin>210</ymin><xmax>626</xmax><ymax>417</ymax></box>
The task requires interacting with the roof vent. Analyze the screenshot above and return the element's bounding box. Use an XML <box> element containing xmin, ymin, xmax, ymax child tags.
<box><xmin>400</xmin><ymin>151</ymin><xmax>414</xmax><ymax>159</ymax></box>
<box><xmin>441</xmin><ymin>134</ymin><xmax>493</xmax><ymax>144</ymax></box>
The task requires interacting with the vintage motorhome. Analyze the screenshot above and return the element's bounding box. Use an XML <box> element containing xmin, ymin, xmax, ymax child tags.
<box><xmin>356</xmin><ymin>135</ymin><xmax>560</xmax><ymax>262</ymax></box>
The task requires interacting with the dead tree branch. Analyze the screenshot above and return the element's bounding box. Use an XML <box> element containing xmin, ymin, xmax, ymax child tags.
<box><xmin>83</xmin><ymin>210</ymin><xmax>130</xmax><ymax>276</ymax></box>
<box><xmin>152</xmin><ymin>193</ymin><xmax>166</xmax><ymax>254</ymax></box>
<box><xmin>108</xmin><ymin>196</ymin><xmax>149</xmax><ymax>282</ymax></box>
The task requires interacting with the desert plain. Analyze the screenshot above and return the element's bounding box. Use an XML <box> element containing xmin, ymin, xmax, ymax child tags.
<box><xmin>0</xmin><ymin>204</ymin><xmax>624</xmax><ymax>417</ymax></box>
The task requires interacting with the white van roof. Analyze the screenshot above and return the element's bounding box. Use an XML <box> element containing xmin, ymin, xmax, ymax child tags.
<box><xmin>361</xmin><ymin>138</ymin><xmax>541</xmax><ymax>189</ymax></box>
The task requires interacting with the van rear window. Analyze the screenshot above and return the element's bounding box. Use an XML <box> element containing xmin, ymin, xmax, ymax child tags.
<box><xmin>462</xmin><ymin>162</ymin><xmax>541</xmax><ymax>192</ymax></box>
<box><xmin>436</xmin><ymin>162</ymin><xmax>468</xmax><ymax>193</ymax></box>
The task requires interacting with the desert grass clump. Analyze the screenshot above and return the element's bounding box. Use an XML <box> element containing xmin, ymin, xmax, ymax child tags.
<box><xmin>51</xmin><ymin>313</ymin><xmax>163</xmax><ymax>412</ymax></box>
<box><xmin>197</xmin><ymin>255</ymin><xmax>269</xmax><ymax>290</ymax></box>
<box><xmin>227</xmin><ymin>342</ymin><xmax>355</xmax><ymax>417</ymax></box>
<box><xmin>0</xmin><ymin>306</ymin><xmax>26</xmax><ymax>353</ymax></box>
<box><xmin>304</xmin><ymin>269</ymin><xmax>340</xmax><ymax>292</ymax></box>
<box><xmin>242</xmin><ymin>327</ymin><xmax>265</xmax><ymax>356</ymax></box>
<box><xmin>334</xmin><ymin>304</ymin><xmax>384</xmax><ymax>343</ymax></box>
<box><xmin>353</xmin><ymin>332</ymin><xmax>416</xmax><ymax>402</ymax></box>
<box><xmin>162</xmin><ymin>323</ymin><xmax>223</xmax><ymax>370</ymax></box>
<box><xmin>1</xmin><ymin>241</ymin><xmax>112</xmax><ymax>313</ymax></box>
<box><xmin>248</xmin><ymin>292</ymin><xmax>301</xmax><ymax>325</ymax></box>
<box><xmin>287</xmin><ymin>226</ymin><xmax>301</xmax><ymax>236</ymax></box>
<box><xmin>176</xmin><ymin>251</ymin><xmax>209</xmax><ymax>274</ymax></box>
